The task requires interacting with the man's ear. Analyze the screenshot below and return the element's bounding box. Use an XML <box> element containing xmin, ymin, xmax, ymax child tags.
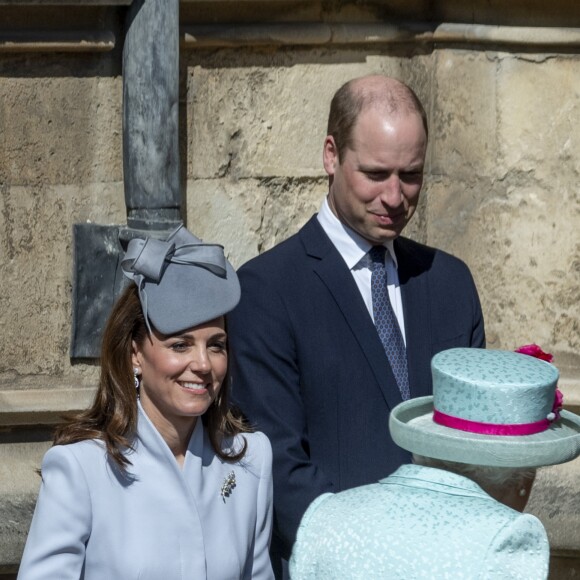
<box><xmin>322</xmin><ymin>135</ymin><xmax>339</xmax><ymax>177</ymax></box>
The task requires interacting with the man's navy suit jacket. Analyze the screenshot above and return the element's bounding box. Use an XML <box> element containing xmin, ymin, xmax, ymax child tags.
<box><xmin>228</xmin><ymin>215</ymin><xmax>485</xmax><ymax>558</ymax></box>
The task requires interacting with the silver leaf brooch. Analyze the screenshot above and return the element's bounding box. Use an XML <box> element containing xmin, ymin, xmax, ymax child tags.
<box><xmin>220</xmin><ymin>471</ymin><xmax>236</xmax><ymax>502</ymax></box>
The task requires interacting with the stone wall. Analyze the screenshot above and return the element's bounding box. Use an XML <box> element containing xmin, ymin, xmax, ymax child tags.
<box><xmin>184</xmin><ymin>35</ymin><xmax>580</xmax><ymax>390</ymax></box>
<box><xmin>1</xmin><ymin>0</ymin><xmax>579</xmax><ymax>576</ymax></box>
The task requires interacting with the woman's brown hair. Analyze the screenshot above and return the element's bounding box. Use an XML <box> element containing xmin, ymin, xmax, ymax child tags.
<box><xmin>54</xmin><ymin>284</ymin><xmax>250</xmax><ymax>470</ymax></box>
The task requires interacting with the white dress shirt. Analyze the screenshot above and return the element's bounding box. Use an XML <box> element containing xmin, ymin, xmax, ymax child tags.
<box><xmin>316</xmin><ymin>197</ymin><xmax>406</xmax><ymax>344</ymax></box>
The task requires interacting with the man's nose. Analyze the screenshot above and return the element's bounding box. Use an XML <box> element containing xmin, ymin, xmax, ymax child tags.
<box><xmin>380</xmin><ymin>175</ymin><xmax>403</xmax><ymax>206</ymax></box>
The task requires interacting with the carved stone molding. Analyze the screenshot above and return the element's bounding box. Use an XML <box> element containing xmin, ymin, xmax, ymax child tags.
<box><xmin>0</xmin><ymin>31</ymin><xmax>115</xmax><ymax>52</ymax></box>
<box><xmin>0</xmin><ymin>3</ymin><xmax>127</xmax><ymax>52</ymax></box>
<box><xmin>181</xmin><ymin>22</ymin><xmax>580</xmax><ymax>50</ymax></box>
<box><xmin>0</xmin><ymin>387</ymin><xmax>95</xmax><ymax>427</ymax></box>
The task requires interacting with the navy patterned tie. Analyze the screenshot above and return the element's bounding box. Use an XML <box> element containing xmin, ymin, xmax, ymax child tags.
<box><xmin>369</xmin><ymin>245</ymin><xmax>410</xmax><ymax>400</ymax></box>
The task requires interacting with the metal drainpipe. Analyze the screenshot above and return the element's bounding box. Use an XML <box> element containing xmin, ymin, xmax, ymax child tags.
<box><xmin>70</xmin><ymin>0</ymin><xmax>181</xmax><ymax>358</ymax></box>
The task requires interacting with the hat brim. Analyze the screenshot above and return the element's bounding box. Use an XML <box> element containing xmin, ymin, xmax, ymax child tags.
<box><xmin>389</xmin><ymin>396</ymin><xmax>580</xmax><ymax>468</ymax></box>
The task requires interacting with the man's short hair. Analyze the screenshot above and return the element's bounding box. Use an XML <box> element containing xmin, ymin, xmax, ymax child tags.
<box><xmin>327</xmin><ymin>76</ymin><xmax>429</xmax><ymax>162</ymax></box>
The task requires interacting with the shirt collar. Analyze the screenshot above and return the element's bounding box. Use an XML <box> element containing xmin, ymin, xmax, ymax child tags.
<box><xmin>317</xmin><ymin>196</ymin><xmax>398</xmax><ymax>270</ymax></box>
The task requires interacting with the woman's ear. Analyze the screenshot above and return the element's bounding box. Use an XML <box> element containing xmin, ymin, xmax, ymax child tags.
<box><xmin>131</xmin><ymin>340</ymin><xmax>141</xmax><ymax>369</ymax></box>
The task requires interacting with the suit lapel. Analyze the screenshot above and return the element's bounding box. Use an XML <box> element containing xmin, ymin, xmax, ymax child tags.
<box><xmin>395</xmin><ymin>238</ymin><xmax>433</xmax><ymax>398</ymax></box>
<box><xmin>299</xmin><ymin>217</ymin><xmax>404</xmax><ymax>411</ymax></box>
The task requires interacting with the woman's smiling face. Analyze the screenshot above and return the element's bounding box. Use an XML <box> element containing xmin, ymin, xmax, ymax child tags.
<box><xmin>132</xmin><ymin>317</ymin><xmax>228</xmax><ymax>434</ymax></box>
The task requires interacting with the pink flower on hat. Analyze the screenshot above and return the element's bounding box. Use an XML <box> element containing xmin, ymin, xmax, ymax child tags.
<box><xmin>515</xmin><ymin>344</ymin><xmax>553</xmax><ymax>362</ymax></box>
<box><xmin>515</xmin><ymin>343</ymin><xmax>562</xmax><ymax>421</ymax></box>
<box><xmin>551</xmin><ymin>388</ymin><xmax>564</xmax><ymax>421</ymax></box>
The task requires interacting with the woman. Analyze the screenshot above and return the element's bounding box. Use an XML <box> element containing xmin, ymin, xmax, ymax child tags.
<box><xmin>18</xmin><ymin>225</ymin><xmax>274</xmax><ymax>580</ymax></box>
<box><xmin>290</xmin><ymin>346</ymin><xmax>580</xmax><ymax>579</ymax></box>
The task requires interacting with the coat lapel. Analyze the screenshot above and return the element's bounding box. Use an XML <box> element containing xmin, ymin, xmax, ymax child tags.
<box><xmin>395</xmin><ymin>237</ymin><xmax>433</xmax><ymax>398</ymax></box>
<box><xmin>299</xmin><ymin>217</ymin><xmax>404</xmax><ymax>411</ymax></box>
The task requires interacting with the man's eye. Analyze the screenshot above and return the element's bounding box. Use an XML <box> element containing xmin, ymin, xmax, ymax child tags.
<box><xmin>401</xmin><ymin>171</ymin><xmax>423</xmax><ymax>181</ymax></box>
<box><xmin>365</xmin><ymin>172</ymin><xmax>388</xmax><ymax>181</ymax></box>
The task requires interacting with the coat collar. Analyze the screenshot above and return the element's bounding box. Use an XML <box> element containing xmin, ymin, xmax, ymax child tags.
<box><xmin>133</xmin><ymin>404</ymin><xmax>209</xmax><ymax>577</ymax></box>
<box><xmin>135</xmin><ymin>401</ymin><xmax>205</xmax><ymax>468</ymax></box>
<box><xmin>380</xmin><ymin>464</ymin><xmax>492</xmax><ymax>500</ymax></box>
<box><xmin>316</xmin><ymin>198</ymin><xmax>399</xmax><ymax>270</ymax></box>
<box><xmin>394</xmin><ymin>238</ymin><xmax>434</xmax><ymax>398</ymax></box>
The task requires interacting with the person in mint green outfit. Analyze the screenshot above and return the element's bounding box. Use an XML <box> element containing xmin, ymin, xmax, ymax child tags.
<box><xmin>290</xmin><ymin>346</ymin><xmax>580</xmax><ymax>579</ymax></box>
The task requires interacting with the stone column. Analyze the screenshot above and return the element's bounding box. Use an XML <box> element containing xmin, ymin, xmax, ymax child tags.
<box><xmin>70</xmin><ymin>0</ymin><xmax>182</xmax><ymax>358</ymax></box>
<box><xmin>122</xmin><ymin>0</ymin><xmax>182</xmax><ymax>232</ymax></box>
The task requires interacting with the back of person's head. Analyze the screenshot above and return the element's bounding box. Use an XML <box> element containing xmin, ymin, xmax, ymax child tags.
<box><xmin>390</xmin><ymin>347</ymin><xmax>580</xmax><ymax>510</ymax></box>
<box><xmin>327</xmin><ymin>75</ymin><xmax>428</xmax><ymax>163</ymax></box>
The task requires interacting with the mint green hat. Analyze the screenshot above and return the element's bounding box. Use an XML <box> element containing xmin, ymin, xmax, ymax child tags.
<box><xmin>389</xmin><ymin>348</ymin><xmax>580</xmax><ymax>468</ymax></box>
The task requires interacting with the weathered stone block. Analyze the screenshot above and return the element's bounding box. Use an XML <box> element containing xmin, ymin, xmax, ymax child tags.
<box><xmin>0</xmin><ymin>429</ymin><xmax>51</xmax><ymax>573</ymax></box>
<box><xmin>426</xmin><ymin>176</ymin><xmax>580</xmax><ymax>376</ymax></box>
<box><xmin>0</xmin><ymin>74</ymin><xmax>122</xmax><ymax>186</ymax></box>
<box><xmin>498</xmin><ymin>57</ymin><xmax>580</xmax><ymax>181</ymax></box>
<box><xmin>186</xmin><ymin>177</ymin><xmax>268</xmax><ymax>266</ymax></box>
<box><xmin>256</xmin><ymin>176</ymin><xmax>327</xmax><ymax>255</ymax></box>
<box><xmin>186</xmin><ymin>176</ymin><xmax>326</xmax><ymax>267</ymax></box>
<box><xmin>526</xmin><ymin>456</ymin><xmax>580</xmax><ymax>555</ymax></box>
<box><xmin>186</xmin><ymin>57</ymin><xmax>431</xmax><ymax>181</ymax></box>
<box><xmin>431</xmin><ymin>50</ymin><xmax>498</xmax><ymax>179</ymax></box>
<box><xmin>187</xmin><ymin>65</ymin><xmax>337</xmax><ymax>179</ymax></box>
<box><xmin>0</xmin><ymin>183</ymin><xmax>125</xmax><ymax>380</ymax></box>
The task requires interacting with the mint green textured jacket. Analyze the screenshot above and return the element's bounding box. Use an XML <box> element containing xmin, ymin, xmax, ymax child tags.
<box><xmin>290</xmin><ymin>464</ymin><xmax>549</xmax><ymax>580</ymax></box>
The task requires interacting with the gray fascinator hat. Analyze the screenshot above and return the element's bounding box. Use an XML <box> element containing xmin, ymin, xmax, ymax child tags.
<box><xmin>121</xmin><ymin>225</ymin><xmax>240</xmax><ymax>335</ymax></box>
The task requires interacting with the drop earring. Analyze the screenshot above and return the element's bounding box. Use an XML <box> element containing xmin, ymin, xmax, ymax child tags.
<box><xmin>133</xmin><ymin>367</ymin><xmax>141</xmax><ymax>390</ymax></box>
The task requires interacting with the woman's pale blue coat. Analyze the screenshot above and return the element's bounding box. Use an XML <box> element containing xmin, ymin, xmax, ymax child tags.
<box><xmin>18</xmin><ymin>404</ymin><xmax>274</xmax><ymax>580</ymax></box>
<box><xmin>290</xmin><ymin>464</ymin><xmax>549</xmax><ymax>580</ymax></box>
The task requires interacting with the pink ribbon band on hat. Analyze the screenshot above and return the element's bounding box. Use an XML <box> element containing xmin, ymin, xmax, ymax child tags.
<box><xmin>433</xmin><ymin>409</ymin><xmax>550</xmax><ymax>436</ymax></box>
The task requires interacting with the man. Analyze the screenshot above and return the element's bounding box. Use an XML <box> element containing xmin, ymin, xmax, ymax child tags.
<box><xmin>228</xmin><ymin>75</ymin><xmax>485</xmax><ymax>571</ymax></box>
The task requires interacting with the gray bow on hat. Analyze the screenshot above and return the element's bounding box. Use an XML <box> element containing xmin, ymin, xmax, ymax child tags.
<box><xmin>121</xmin><ymin>225</ymin><xmax>240</xmax><ymax>335</ymax></box>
